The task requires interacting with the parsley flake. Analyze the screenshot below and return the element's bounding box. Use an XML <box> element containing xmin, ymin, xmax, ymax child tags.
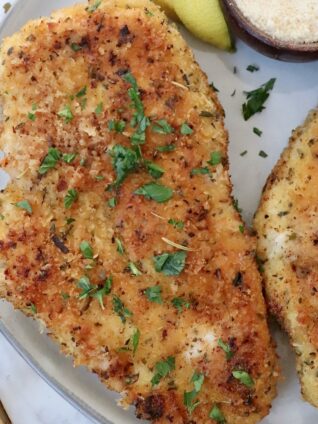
<box><xmin>156</xmin><ymin>144</ymin><xmax>176</xmax><ymax>152</ymax></box>
<box><xmin>242</xmin><ymin>78</ymin><xmax>276</xmax><ymax>121</ymax></box>
<box><xmin>184</xmin><ymin>371</ymin><xmax>205</xmax><ymax>414</ymax></box>
<box><xmin>95</xmin><ymin>102</ymin><xmax>103</xmax><ymax>115</ymax></box>
<box><xmin>209</xmin><ymin>405</ymin><xmax>226</xmax><ymax>423</ymax></box>
<box><xmin>58</xmin><ymin>105</ymin><xmax>74</xmax><ymax>123</ymax></box>
<box><xmin>109</xmin><ymin>145</ymin><xmax>139</xmax><ymax>188</ymax></box>
<box><xmin>108</xmin><ymin>119</ymin><xmax>126</xmax><ymax>133</ymax></box>
<box><xmin>71</xmin><ymin>43</ymin><xmax>82</xmax><ymax>52</ymax></box>
<box><xmin>152</xmin><ymin>119</ymin><xmax>174</xmax><ymax>135</ymax></box>
<box><xmin>64</xmin><ymin>189</ymin><xmax>78</xmax><ymax>209</ymax></box>
<box><xmin>151</xmin><ymin>356</ymin><xmax>175</xmax><ymax>386</ymax></box>
<box><xmin>146</xmin><ymin>162</ymin><xmax>165</xmax><ymax>179</ymax></box>
<box><xmin>232</xmin><ymin>370</ymin><xmax>254</xmax><ymax>388</ymax></box>
<box><xmin>259</xmin><ymin>150</ymin><xmax>268</xmax><ymax>158</ymax></box>
<box><xmin>145</xmin><ymin>286</ymin><xmax>163</xmax><ymax>304</ymax></box>
<box><xmin>180</xmin><ymin>122</ymin><xmax>193</xmax><ymax>135</ymax></box>
<box><xmin>168</xmin><ymin>219</ymin><xmax>184</xmax><ymax>230</ymax></box>
<box><xmin>62</xmin><ymin>153</ymin><xmax>77</xmax><ymax>163</ymax></box>
<box><xmin>115</xmin><ymin>238</ymin><xmax>125</xmax><ymax>255</ymax></box>
<box><xmin>191</xmin><ymin>167</ymin><xmax>210</xmax><ymax>176</ymax></box>
<box><xmin>153</xmin><ymin>251</ymin><xmax>187</xmax><ymax>276</ymax></box>
<box><xmin>253</xmin><ymin>127</ymin><xmax>262</xmax><ymax>137</ymax></box>
<box><xmin>218</xmin><ymin>338</ymin><xmax>234</xmax><ymax>360</ymax></box>
<box><xmin>76</xmin><ymin>86</ymin><xmax>87</xmax><ymax>98</ymax></box>
<box><xmin>87</xmin><ymin>0</ymin><xmax>101</xmax><ymax>13</ymax></box>
<box><xmin>208</xmin><ymin>151</ymin><xmax>222</xmax><ymax>166</ymax></box>
<box><xmin>108</xmin><ymin>197</ymin><xmax>117</xmax><ymax>208</ymax></box>
<box><xmin>134</xmin><ymin>182</ymin><xmax>173</xmax><ymax>203</ymax></box>
<box><xmin>39</xmin><ymin>148</ymin><xmax>61</xmax><ymax>175</ymax></box>
<box><xmin>129</xmin><ymin>262</ymin><xmax>142</xmax><ymax>276</ymax></box>
<box><xmin>113</xmin><ymin>295</ymin><xmax>133</xmax><ymax>323</ymax></box>
<box><xmin>246</xmin><ymin>64</ymin><xmax>259</xmax><ymax>73</ymax></box>
<box><xmin>132</xmin><ymin>328</ymin><xmax>140</xmax><ymax>354</ymax></box>
<box><xmin>92</xmin><ymin>277</ymin><xmax>113</xmax><ymax>309</ymax></box>
<box><xmin>172</xmin><ymin>297</ymin><xmax>190</xmax><ymax>313</ymax></box>
<box><xmin>80</xmin><ymin>241</ymin><xmax>94</xmax><ymax>259</ymax></box>
<box><xmin>77</xmin><ymin>276</ymin><xmax>96</xmax><ymax>299</ymax></box>
<box><xmin>14</xmin><ymin>200</ymin><xmax>32</xmax><ymax>214</ymax></box>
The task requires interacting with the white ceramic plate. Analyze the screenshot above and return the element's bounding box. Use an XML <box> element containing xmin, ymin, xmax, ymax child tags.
<box><xmin>0</xmin><ymin>1</ymin><xmax>318</xmax><ymax>423</ymax></box>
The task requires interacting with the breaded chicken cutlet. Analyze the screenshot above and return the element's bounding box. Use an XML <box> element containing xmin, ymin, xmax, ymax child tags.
<box><xmin>0</xmin><ymin>0</ymin><xmax>278</xmax><ymax>422</ymax></box>
<box><xmin>255</xmin><ymin>109</ymin><xmax>318</xmax><ymax>407</ymax></box>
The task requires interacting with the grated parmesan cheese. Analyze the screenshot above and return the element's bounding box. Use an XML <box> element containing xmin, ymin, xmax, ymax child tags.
<box><xmin>235</xmin><ymin>0</ymin><xmax>318</xmax><ymax>44</ymax></box>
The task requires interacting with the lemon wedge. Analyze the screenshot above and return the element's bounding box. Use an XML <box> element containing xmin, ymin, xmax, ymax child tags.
<box><xmin>154</xmin><ymin>0</ymin><xmax>179</xmax><ymax>20</ymax></box>
<box><xmin>153</xmin><ymin>0</ymin><xmax>233</xmax><ymax>51</ymax></box>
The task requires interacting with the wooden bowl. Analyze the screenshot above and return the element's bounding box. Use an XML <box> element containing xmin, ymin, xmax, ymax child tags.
<box><xmin>221</xmin><ymin>0</ymin><xmax>318</xmax><ymax>62</ymax></box>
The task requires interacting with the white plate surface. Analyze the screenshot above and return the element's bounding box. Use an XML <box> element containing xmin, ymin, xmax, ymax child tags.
<box><xmin>0</xmin><ymin>1</ymin><xmax>318</xmax><ymax>423</ymax></box>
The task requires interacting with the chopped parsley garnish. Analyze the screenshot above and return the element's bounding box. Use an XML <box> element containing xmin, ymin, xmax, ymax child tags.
<box><xmin>156</xmin><ymin>144</ymin><xmax>176</xmax><ymax>152</ymax></box>
<box><xmin>39</xmin><ymin>148</ymin><xmax>61</xmax><ymax>175</ymax></box>
<box><xmin>146</xmin><ymin>162</ymin><xmax>165</xmax><ymax>179</ymax></box>
<box><xmin>64</xmin><ymin>189</ymin><xmax>78</xmax><ymax>209</ymax></box>
<box><xmin>184</xmin><ymin>371</ymin><xmax>205</xmax><ymax>414</ymax></box>
<box><xmin>253</xmin><ymin>127</ymin><xmax>262</xmax><ymax>137</ymax></box>
<box><xmin>208</xmin><ymin>151</ymin><xmax>222</xmax><ymax>166</ymax></box>
<box><xmin>242</xmin><ymin>78</ymin><xmax>276</xmax><ymax>121</ymax></box>
<box><xmin>172</xmin><ymin>297</ymin><xmax>190</xmax><ymax>313</ymax></box>
<box><xmin>108</xmin><ymin>197</ymin><xmax>117</xmax><ymax>208</ymax></box>
<box><xmin>77</xmin><ymin>276</ymin><xmax>112</xmax><ymax>309</ymax></box>
<box><xmin>151</xmin><ymin>356</ymin><xmax>175</xmax><ymax>386</ymax></box>
<box><xmin>259</xmin><ymin>150</ymin><xmax>268</xmax><ymax>158</ymax></box>
<box><xmin>28</xmin><ymin>112</ymin><xmax>36</xmax><ymax>121</ymax></box>
<box><xmin>92</xmin><ymin>277</ymin><xmax>113</xmax><ymax>309</ymax></box>
<box><xmin>62</xmin><ymin>153</ymin><xmax>77</xmax><ymax>163</ymax></box>
<box><xmin>209</xmin><ymin>405</ymin><xmax>226</xmax><ymax>423</ymax></box>
<box><xmin>58</xmin><ymin>105</ymin><xmax>74</xmax><ymax>123</ymax></box>
<box><xmin>191</xmin><ymin>167</ymin><xmax>210</xmax><ymax>176</ymax></box>
<box><xmin>218</xmin><ymin>338</ymin><xmax>234</xmax><ymax>360</ymax></box>
<box><xmin>240</xmin><ymin>150</ymin><xmax>248</xmax><ymax>157</ymax></box>
<box><xmin>77</xmin><ymin>276</ymin><xmax>96</xmax><ymax>299</ymax></box>
<box><xmin>132</xmin><ymin>328</ymin><xmax>140</xmax><ymax>354</ymax></box>
<box><xmin>152</xmin><ymin>119</ymin><xmax>174</xmax><ymax>135</ymax></box>
<box><xmin>122</xmin><ymin>72</ymin><xmax>150</xmax><ymax>145</ymax></box>
<box><xmin>95</xmin><ymin>102</ymin><xmax>103</xmax><ymax>115</ymax></box>
<box><xmin>71</xmin><ymin>43</ymin><xmax>82</xmax><ymax>52</ymax></box>
<box><xmin>29</xmin><ymin>303</ymin><xmax>37</xmax><ymax>314</ymax></box>
<box><xmin>95</xmin><ymin>175</ymin><xmax>105</xmax><ymax>181</ymax></box>
<box><xmin>113</xmin><ymin>295</ymin><xmax>133</xmax><ymax>323</ymax></box>
<box><xmin>233</xmin><ymin>198</ymin><xmax>242</xmax><ymax>214</ymax></box>
<box><xmin>209</xmin><ymin>82</ymin><xmax>219</xmax><ymax>92</ymax></box>
<box><xmin>109</xmin><ymin>145</ymin><xmax>139</xmax><ymax>188</ymax></box>
<box><xmin>80</xmin><ymin>241</ymin><xmax>94</xmax><ymax>259</ymax></box>
<box><xmin>180</xmin><ymin>123</ymin><xmax>193</xmax><ymax>135</ymax></box>
<box><xmin>115</xmin><ymin>238</ymin><xmax>125</xmax><ymax>255</ymax></box>
<box><xmin>232</xmin><ymin>370</ymin><xmax>254</xmax><ymax>388</ymax></box>
<box><xmin>87</xmin><ymin>0</ymin><xmax>101</xmax><ymax>13</ymax></box>
<box><xmin>168</xmin><ymin>219</ymin><xmax>184</xmax><ymax>230</ymax></box>
<box><xmin>145</xmin><ymin>286</ymin><xmax>163</xmax><ymax>304</ymax></box>
<box><xmin>61</xmin><ymin>292</ymin><xmax>70</xmax><ymax>301</ymax></box>
<box><xmin>108</xmin><ymin>119</ymin><xmax>126</xmax><ymax>133</ymax></box>
<box><xmin>129</xmin><ymin>262</ymin><xmax>142</xmax><ymax>276</ymax></box>
<box><xmin>239</xmin><ymin>225</ymin><xmax>245</xmax><ymax>234</ymax></box>
<box><xmin>14</xmin><ymin>200</ymin><xmax>32</xmax><ymax>214</ymax></box>
<box><xmin>134</xmin><ymin>182</ymin><xmax>173</xmax><ymax>203</ymax></box>
<box><xmin>246</xmin><ymin>64</ymin><xmax>259</xmax><ymax>73</ymax></box>
<box><xmin>76</xmin><ymin>86</ymin><xmax>87</xmax><ymax>98</ymax></box>
<box><xmin>153</xmin><ymin>251</ymin><xmax>187</xmax><ymax>276</ymax></box>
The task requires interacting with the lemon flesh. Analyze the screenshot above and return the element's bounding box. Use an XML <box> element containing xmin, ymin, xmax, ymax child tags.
<box><xmin>154</xmin><ymin>0</ymin><xmax>233</xmax><ymax>51</ymax></box>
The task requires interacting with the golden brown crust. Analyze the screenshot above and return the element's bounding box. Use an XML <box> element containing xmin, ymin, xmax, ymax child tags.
<box><xmin>0</xmin><ymin>1</ymin><xmax>277</xmax><ymax>422</ymax></box>
<box><xmin>255</xmin><ymin>109</ymin><xmax>318</xmax><ymax>407</ymax></box>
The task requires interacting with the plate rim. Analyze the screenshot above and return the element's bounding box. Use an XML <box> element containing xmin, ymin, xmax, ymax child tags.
<box><xmin>0</xmin><ymin>320</ymin><xmax>107</xmax><ymax>424</ymax></box>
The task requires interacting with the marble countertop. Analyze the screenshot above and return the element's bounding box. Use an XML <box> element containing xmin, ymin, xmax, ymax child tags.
<box><xmin>0</xmin><ymin>333</ymin><xmax>92</xmax><ymax>424</ymax></box>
